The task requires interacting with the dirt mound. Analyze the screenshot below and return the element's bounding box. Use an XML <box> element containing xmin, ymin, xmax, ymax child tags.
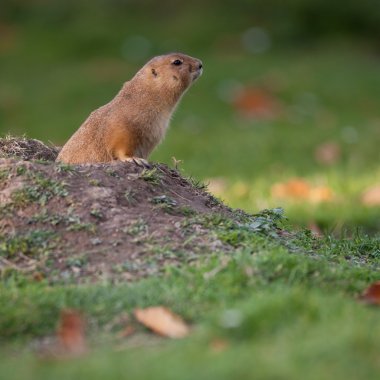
<box><xmin>0</xmin><ymin>137</ymin><xmax>240</xmax><ymax>283</ymax></box>
<box><xmin>0</xmin><ymin>136</ymin><xmax>59</xmax><ymax>161</ymax></box>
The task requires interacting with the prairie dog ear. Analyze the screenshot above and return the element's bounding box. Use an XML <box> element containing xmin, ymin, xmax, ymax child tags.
<box><xmin>151</xmin><ymin>68</ymin><xmax>158</xmax><ymax>77</ymax></box>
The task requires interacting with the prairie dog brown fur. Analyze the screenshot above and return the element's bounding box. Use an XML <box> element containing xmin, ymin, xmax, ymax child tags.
<box><xmin>56</xmin><ymin>53</ymin><xmax>203</xmax><ymax>165</ymax></box>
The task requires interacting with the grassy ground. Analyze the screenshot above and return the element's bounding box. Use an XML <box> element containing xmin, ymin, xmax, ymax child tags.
<box><xmin>1</xmin><ymin>213</ymin><xmax>380</xmax><ymax>379</ymax></box>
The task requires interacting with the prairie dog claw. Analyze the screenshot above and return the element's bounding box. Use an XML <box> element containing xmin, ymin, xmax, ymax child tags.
<box><xmin>122</xmin><ymin>157</ymin><xmax>152</xmax><ymax>168</ymax></box>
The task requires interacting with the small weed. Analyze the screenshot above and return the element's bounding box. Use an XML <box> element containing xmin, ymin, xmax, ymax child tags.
<box><xmin>205</xmin><ymin>194</ymin><xmax>223</xmax><ymax>208</ymax></box>
<box><xmin>122</xmin><ymin>218</ymin><xmax>148</xmax><ymax>236</ymax></box>
<box><xmin>90</xmin><ymin>208</ymin><xmax>104</xmax><ymax>219</ymax></box>
<box><xmin>55</xmin><ymin>163</ymin><xmax>76</xmax><ymax>174</ymax></box>
<box><xmin>124</xmin><ymin>188</ymin><xmax>137</xmax><ymax>205</ymax></box>
<box><xmin>88</xmin><ymin>179</ymin><xmax>101</xmax><ymax>186</ymax></box>
<box><xmin>140</xmin><ymin>168</ymin><xmax>161</xmax><ymax>185</ymax></box>
<box><xmin>113</xmin><ymin>260</ymin><xmax>140</xmax><ymax>273</ymax></box>
<box><xmin>0</xmin><ymin>168</ymin><xmax>11</xmax><ymax>180</ymax></box>
<box><xmin>151</xmin><ymin>195</ymin><xmax>177</xmax><ymax>213</ymax></box>
<box><xmin>11</xmin><ymin>173</ymin><xmax>68</xmax><ymax>207</ymax></box>
<box><xmin>66</xmin><ymin>220</ymin><xmax>95</xmax><ymax>232</ymax></box>
<box><xmin>0</xmin><ymin>230</ymin><xmax>56</xmax><ymax>258</ymax></box>
<box><xmin>29</xmin><ymin>211</ymin><xmax>65</xmax><ymax>226</ymax></box>
<box><xmin>187</xmin><ymin>176</ymin><xmax>207</xmax><ymax>191</ymax></box>
<box><xmin>197</xmin><ymin>213</ymin><xmax>234</xmax><ymax>229</ymax></box>
<box><xmin>246</xmin><ymin>208</ymin><xmax>287</xmax><ymax>236</ymax></box>
<box><xmin>29</xmin><ymin>210</ymin><xmax>95</xmax><ymax>232</ymax></box>
<box><xmin>178</xmin><ymin>205</ymin><xmax>196</xmax><ymax>216</ymax></box>
<box><xmin>15</xmin><ymin>166</ymin><xmax>26</xmax><ymax>176</ymax></box>
<box><xmin>152</xmin><ymin>245</ymin><xmax>183</xmax><ymax>259</ymax></box>
<box><xmin>106</xmin><ymin>168</ymin><xmax>120</xmax><ymax>178</ymax></box>
<box><xmin>65</xmin><ymin>254</ymin><xmax>88</xmax><ymax>268</ymax></box>
<box><xmin>33</xmin><ymin>159</ymin><xmax>50</xmax><ymax>165</ymax></box>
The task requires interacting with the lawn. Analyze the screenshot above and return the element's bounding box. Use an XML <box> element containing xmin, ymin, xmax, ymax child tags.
<box><xmin>1</xmin><ymin>216</ymin><xmax>380</xmax><ymax>379</ymax></box>
<box><xmin>1</xmin><ymin>1</ymin><xmax>380</xmax><ymax>378</ymax></box>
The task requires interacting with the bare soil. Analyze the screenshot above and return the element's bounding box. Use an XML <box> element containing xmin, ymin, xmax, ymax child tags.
<box><xmin>0</xmin><ymin>137</ymin><xmax>236</xmax><ymax>283</ymax></box>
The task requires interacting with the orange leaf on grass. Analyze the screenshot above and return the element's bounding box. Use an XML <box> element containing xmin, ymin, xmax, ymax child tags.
<box><xmin>361</xmin><ymin>185</ymin><xmax>380</xmax><ymax>206</ymax></box>
<box><xmin>360</xmin><ymin>281</ymin><xmax>380</xmax><ymax>305</ymax></box>
<box><xmin>308</xmin><ymin>222</ymin><xmax>323</xmax><ymax>237</ymax></box>
<box><xmin>233</xmin><ymin>87</ymin><xmax>280</xmax><ymax>119</ymax></box>
<box><xmin>117</xmin><ymin>325</ymin><xmax>136</xmax><ymax>339</ymax></box>
<box><xmin>271</xmin><ymin>178</ymin><xmax>310</xmax><ymax>199</ymax></box>
<box><xmin>57</xmin><ymin>309</ymin><xmax>87</xmax><ymax>356</ymax></box>
<box><xmin>271</xmin><ymin>178</ymin><xmax>333</xmax><ymax>203</ymax></box>
<box><xmin>309</xmin><ymin>186</ymin><xmax>333</xmax><ymax>203</ymax></box>
<box><xmin>209</xmin><ymin>338</ymin><xmax>229</xmax><ymax>353</ymax></box>
<box><xmin>134</xmin><ymin>307</ymin><xmax>190</xmax><ymax>338</ymax></box>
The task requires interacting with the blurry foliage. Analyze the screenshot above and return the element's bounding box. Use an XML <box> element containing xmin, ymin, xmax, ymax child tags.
<box><xmin>2</xmin><ymin>0</ymin><xmax>380</xmax><ymax>46</ymax></box>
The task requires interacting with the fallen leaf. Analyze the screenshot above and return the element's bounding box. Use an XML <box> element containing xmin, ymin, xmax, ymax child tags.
<box><xmin>209</xmin><ymin>338</ymin><xmax>229</xmax><ymax>353</ymax></box>
<box><xmin>361</xmin><ymin>185</ymin><xmax>380</xmax><ymax>206</ymax></box>
<box><xmin>308</xmin><ymin>222</ymin><xmax>323</xmax><ymax>237</ymax></box>
<box><xmin>360</xmin><ymin>281</ymin><xmax>380</xmax><ymax>305</ymax></box>
<box><xmin>271</xmin><ymin>178</ymin><xmax>310</xmax><ymax>199</ymax></box>
<box><xmin>57</xmin><ymin>309</ymin><xmax>87</xmax><ymax>356</ymax></box>
<box><xmin>233</xmin><ymin>87</ymin><xmax>281</xmax><ymax>119</ymax></box>
<box><xmin>271</xmin><ymin>178</ymin><xmax>333</xmax><ymax>203</ymax></box>
<box><xmin>309</xmin><ymin>186</ymin><xmax>334</xmax><ymax>203</ymax></box>
<box><xmin>314</xmin><ymin>142</ymin><xmax>341</xmax><ymax>165</ymax></box>
<box><xmin>117</xmin><ymin>325</ymin><xmax>136</xmax><ymax>339</ymax></box>
<box><xmin>32</xmin><ymin>272</ymin><xmax>45</xmax><ymax>282</ymax></box>
<box><xmin>134</xmin><ymin>306</ymin><xmax>190</xmax><ymax>338</ymax></box>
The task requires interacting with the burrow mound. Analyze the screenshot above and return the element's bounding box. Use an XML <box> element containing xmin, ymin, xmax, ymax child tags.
<box><xmin>0</xmin><ymin>137</ymin><xmax>249</xmax><ymax>283</ymax></box>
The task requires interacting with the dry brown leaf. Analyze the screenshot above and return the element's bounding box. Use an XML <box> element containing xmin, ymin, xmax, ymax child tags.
<box><xmin>361</xmin><ymin>185</ymin><xmax>380</xmax><ymax>206</ymax></box>
<box><xmin>32</xmin><ymin>272</ymin><xmax>45</xmax><ymax>282</ymax></box>
<box><xmin>360</xmin><ymin>281</ymin><xmax>380</xmax><ymax>305</ymax></box>
<box><xmin>271</xmin><ymin>178</ymin><xmax>310</xmax><ymax>199</ymax></box>
<box><xmin>233</xmin><ymin>87</ymin><xmax>280</xmax><ymax>119</ymax></box>
<box><xmin>209</xmin><ymin>338</ymin><xmax>229</xmax><ymax>353</ymax></box>
<box><xmin>271</xmin><ymin>178</ymin><xmax>333</xmax><ymax>203</ymax></box>
<box><xmin>309</xmin><ymin>186</ymin><xmax>333</xmax><ymax>203</ymax></box>
<box><xmin>134</xmin><ymin>306</ymin><xmax>190</xmax><ymax>338</ymax></box>
<box><xmin>57</xmin><ymin>309</ymin><xmax>87</xmax><ymax>356</ymax></box>
<box><xmin>117</xmin><ymin>325</ymin><xmax>136</xmax><ymax>339</ymax></box>
<box><xmin>308</xmin><ymin>222</ymin><xmax>323</xmax><ymax>237</ymax></box>
<box><xmin>314</xmin><ymin>142</ymin><xmax>341</xmax><ymax>165</ymax></box>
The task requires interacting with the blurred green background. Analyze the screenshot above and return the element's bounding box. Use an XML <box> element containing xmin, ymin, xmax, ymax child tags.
<box><xmin>1</xmin><ymin>0</ymin><xmax>380</xmax><ymax>232</ymax></box>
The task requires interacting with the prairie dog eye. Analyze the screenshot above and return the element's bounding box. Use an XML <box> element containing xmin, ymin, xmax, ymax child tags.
<box><xmin>172</xmin><ymin>59</ymin><xmax>183</xmax><ymax>66</ymax></box>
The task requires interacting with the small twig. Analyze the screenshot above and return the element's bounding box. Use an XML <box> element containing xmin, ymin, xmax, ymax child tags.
<box><xmin>167</xmin><ymin>188</ymin><xmax>192</xmax><ymax>203</ymax></box>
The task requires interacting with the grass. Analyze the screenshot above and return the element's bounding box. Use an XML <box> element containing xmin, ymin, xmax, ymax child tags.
<box><xmin>7</xmin><ymin>169</ymin><xmax>68</xmax><ymax>208</ymax></box>
<box><xmin>0</xmin><ymin>230</ymin><xmax>56</xmax><ymax>259</ymax></box>
<box><xmin>1</xmin><ymin>216</ymin><xmax>380</xmax><ymax>378</ymax></box>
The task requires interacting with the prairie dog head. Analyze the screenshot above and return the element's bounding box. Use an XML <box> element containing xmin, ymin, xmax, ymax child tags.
<box><xmin>136</xmin><ymin>53</ymin><xmax>203</xmax><ymax>102</ymax></box>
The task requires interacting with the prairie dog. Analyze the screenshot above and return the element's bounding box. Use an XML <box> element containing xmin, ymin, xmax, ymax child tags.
<box><xmin>56</xmin><ymin>53</ymin><xmax>203</xmax><ymax>166</ymax></box>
